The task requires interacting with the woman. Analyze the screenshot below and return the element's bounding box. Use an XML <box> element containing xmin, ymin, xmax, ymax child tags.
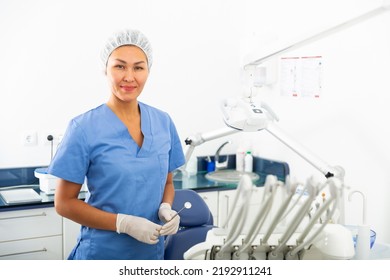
<box><xmin>48</xmin><ymin>29</ymin><xmax>185</xmax><ymax>259</ymax></box>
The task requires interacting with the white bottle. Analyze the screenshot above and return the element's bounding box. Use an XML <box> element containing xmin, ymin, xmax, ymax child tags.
<box><xmin>244</xmin><ymin>151</ymin><xmax>253</xmax><ymax>173</ymax></box>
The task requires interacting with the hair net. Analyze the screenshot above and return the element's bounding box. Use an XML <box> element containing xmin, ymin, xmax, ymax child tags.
<box><xmin>101</xmin><ymin>29</ymin><xmax>153</xmax><ymax>69</ymax></box>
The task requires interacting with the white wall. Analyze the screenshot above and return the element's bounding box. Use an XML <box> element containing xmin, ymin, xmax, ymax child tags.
<box><xmin>0</xmin><ymin>0</ymin><xmax>389</xmax><ymax>243</ymax></box>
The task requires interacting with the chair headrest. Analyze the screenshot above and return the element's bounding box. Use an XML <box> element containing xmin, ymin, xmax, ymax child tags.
<box><xmin>172</xmin><ymin>189</ymin><xmax>211</xmax><ymax>227</ymax></box>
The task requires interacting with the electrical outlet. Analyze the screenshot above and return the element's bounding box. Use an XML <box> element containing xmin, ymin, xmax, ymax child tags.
<box><xmin>22</xmin><ymin>131</ymin><xmax>38</xmax><ymax>146</ymax></box>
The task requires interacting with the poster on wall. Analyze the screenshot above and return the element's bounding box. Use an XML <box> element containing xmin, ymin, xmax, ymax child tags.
<box><xmin>280</xmin><ymin>56</ymin><xmax>322</xmax><ymax>98</ymax></box>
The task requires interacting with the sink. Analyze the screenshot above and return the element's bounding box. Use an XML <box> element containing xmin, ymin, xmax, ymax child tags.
<box><xmin>205</xmin><ymin>170</ymin><xmax>260</xmax><ymax>183</ymax></box>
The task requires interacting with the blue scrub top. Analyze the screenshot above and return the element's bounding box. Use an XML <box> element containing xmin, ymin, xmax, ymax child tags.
<box><xmin>48</xmin><ymin>102</ymin><xmax>185</xmax><ymax>260</ymax></box>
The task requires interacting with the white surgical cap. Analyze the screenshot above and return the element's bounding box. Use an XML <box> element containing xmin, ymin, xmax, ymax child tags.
<box><xmin>100</xmin><ymin>29</ymin><xmax>153</xmax><ymax>69</ymax></box>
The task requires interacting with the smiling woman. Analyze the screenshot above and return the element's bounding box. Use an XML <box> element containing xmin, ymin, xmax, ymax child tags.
<box><xmin>46</xmin><ymin>29</ymin><xmax>186</xmax><ymax>260</ymax></box>
<box><xmin>106</xmin><ymin>46</ymin><xmax>149</xmax><ymax>105</ymax></box>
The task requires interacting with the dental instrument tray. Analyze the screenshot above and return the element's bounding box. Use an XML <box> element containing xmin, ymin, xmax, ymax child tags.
<box><xmin>0</xmin><ymin>188</ymin><xmax>42</xmax><ymax>204</ymax></box>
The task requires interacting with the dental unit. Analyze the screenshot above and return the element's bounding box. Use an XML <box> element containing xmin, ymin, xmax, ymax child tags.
<box><xmin>176</xmin><ymin>96</ymin><xmax>361</xmax><ymax>260</ymax></box>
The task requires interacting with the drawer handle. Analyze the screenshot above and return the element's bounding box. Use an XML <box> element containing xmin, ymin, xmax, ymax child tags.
<box><xmin>0</xmin><ymin>248</ymin><xmax>47</xmax><ymax>258</ymax></box>
<box><xmin>0</xmin><ymin>212</ymin><xmax>47</xmax><ymax>220</ymax></box>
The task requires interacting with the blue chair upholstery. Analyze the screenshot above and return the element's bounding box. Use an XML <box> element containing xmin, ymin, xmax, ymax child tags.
<box><xmin>164</xmin><ymin>189</ymin><xmax>214</xmax><ymax>260</ymax></box>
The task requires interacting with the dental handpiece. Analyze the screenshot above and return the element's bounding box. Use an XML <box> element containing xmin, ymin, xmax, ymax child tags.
<box><xmin>171</xmin><ymin>201</ymin><xmax>192</xmax><ymax>220</ymax></box>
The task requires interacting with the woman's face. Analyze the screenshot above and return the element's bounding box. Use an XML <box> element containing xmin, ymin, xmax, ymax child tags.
<box><xmin>106</xmin><ymin>45</ymin><xmax>149</xmax><ymax>103</ymax></box>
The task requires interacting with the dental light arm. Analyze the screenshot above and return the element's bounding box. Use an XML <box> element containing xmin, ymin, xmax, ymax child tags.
<box><xmin>182</xmin><ymin>96</ymin><xmax>344</xmax><ymax>180</ymax></box>
<box><xmin>182</xmin><ymin>127</ymin><xmax>239</xmax><ymax>167</ymax></box>
<box><xmin>266</xmin><ymin>123</ymin><xmax>345</xmax><ymax>179</ymax></box>
<box><xmin>243</xmin><ymin>0</ymin><xmax>390</xmax><ymax>68</ymax></box>
<box><xmin>221</xmin><ymin>97</ymin><xmax>344</xmax><ymax>179</ymax></box>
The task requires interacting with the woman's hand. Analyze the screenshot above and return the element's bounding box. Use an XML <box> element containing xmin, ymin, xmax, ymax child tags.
<box><xmin>116</xmin><ymin>214</ymin><xmax>162</xmax><ymax>244</ymax></box>
<box><xmin>158</xmin><ymin>202</ymin><xmax>180</xmax><ymax>236</ymax></box>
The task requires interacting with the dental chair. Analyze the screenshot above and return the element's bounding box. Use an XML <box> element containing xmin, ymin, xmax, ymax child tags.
<box><xmin>164</xmin><ymin>189</ymin><xmax>215</xmax><ymax>260</ymax></box>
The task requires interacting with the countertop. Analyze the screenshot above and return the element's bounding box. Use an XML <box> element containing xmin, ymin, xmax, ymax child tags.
<box><xmin>0</xmin><ymin>171</ymin><xmax>249</xmax><ymax>212</ymax></box>
<box><xmin>0</xmin><ymin>185</ymin><xmax>87</xmax><ymax>212</ymax></box>
<box><xmin>0</xmin><ymin>155</ymin><xmax>290</xmax><ymax>212</ymax></box>
<box><xmin>173</xmin><ymin>170</ymin><xmax>262</xmax><ymax>191</ymax></box>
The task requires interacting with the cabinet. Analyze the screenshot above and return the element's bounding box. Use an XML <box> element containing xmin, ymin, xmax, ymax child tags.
<box><xmin>0</xmin><ymin>207</ymin><xmax>62</xmax><ymax>259</ymax></box>
<box><xmin>218</xmin><ymin>189</ymin><xmax>236</xmax><ymax>228</ymax></box>
<box><xmin>62</xmin><ymin>217</ymin><xmax>81</xmax><ymax>259</ymax></box>
<box><xmin>0</xmin><ymin>207</ymin><xmax>81</xmax><ymax>260</ymax></box>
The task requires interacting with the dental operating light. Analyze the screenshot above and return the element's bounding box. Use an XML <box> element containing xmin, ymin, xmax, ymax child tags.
<box><xmin>220</xmin><ymin>96</ymin><xmax>345</xmax><ymax>180</ymax></box>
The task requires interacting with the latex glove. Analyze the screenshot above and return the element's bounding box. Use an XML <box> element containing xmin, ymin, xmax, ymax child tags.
<box><xmin>158</xmin><ymin>202</ymin><xmax>174</xmax><ymax>223</ymax></box>
<box><xmin>116</xmin><ymin>213</ymin><xmax>162</xmax><ymax>245</ymax></box>
<box><xmin>158</xmin><ymin>203</ymin><xmax>180</xmax><ymax>236</ymax></box>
